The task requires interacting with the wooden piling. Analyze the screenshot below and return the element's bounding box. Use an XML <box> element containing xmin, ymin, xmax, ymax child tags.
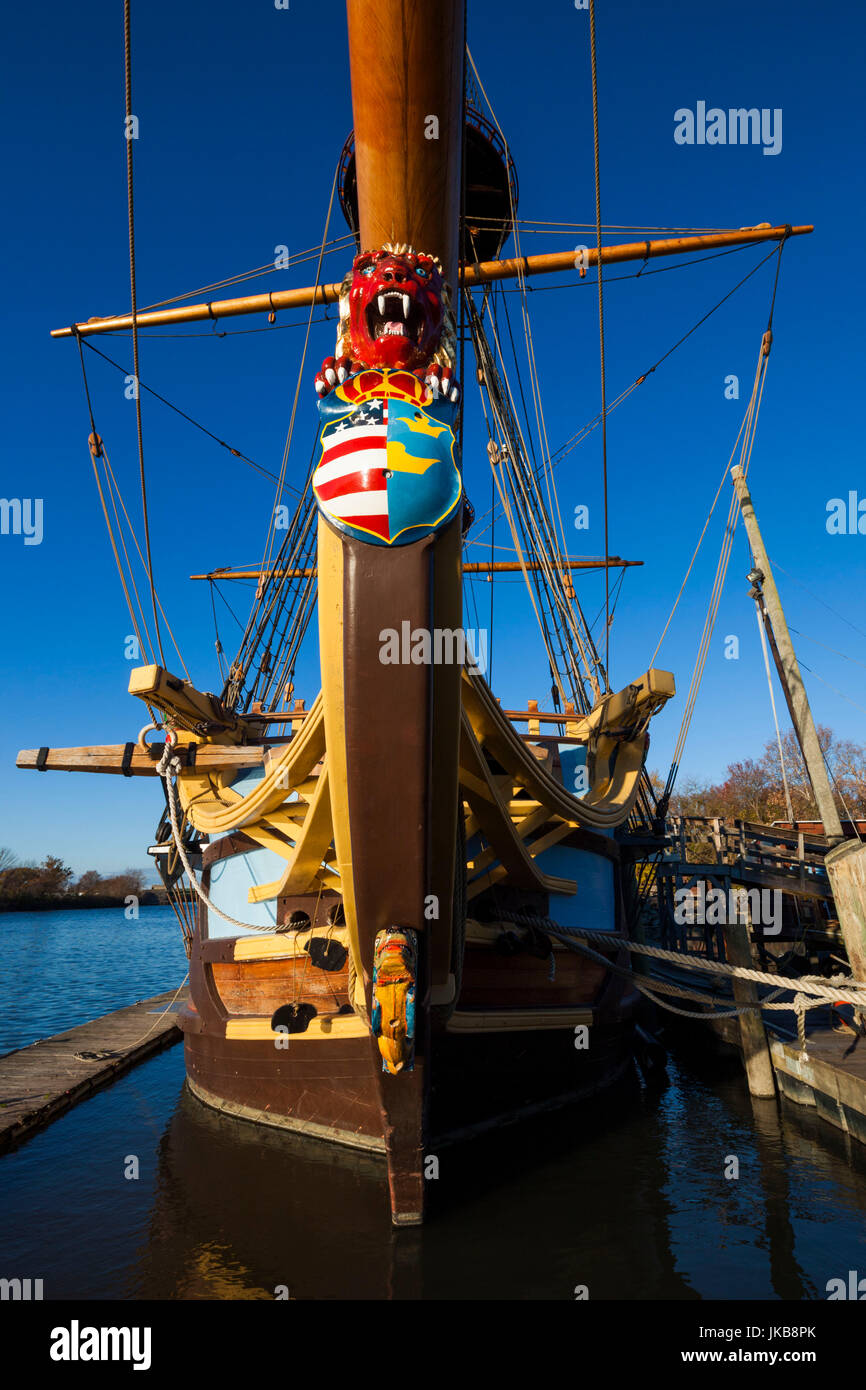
<box><xmin>826</xmin><ymin>841</ymin><xmax>866</xmax><ymax>994</ymax></box>
<box><xmin>721</xmin><ymin>912</ymin><xmax>776</xmax><ymax>1099</ymax></box>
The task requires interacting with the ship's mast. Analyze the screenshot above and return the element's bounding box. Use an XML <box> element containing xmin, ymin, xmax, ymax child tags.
<box><xmin>345</xmin><ymin>0</ymin><xmax>465</xmax><ymax>286</ymax></box>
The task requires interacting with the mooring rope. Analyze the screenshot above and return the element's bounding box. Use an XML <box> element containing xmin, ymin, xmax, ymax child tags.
<box><xmin>553</xmin><ymin>930</ymin><xmax>831</xmax><ymax>1024</ymax></box>
<box><xmin>547</xmin><ymin>926</ymin><xmax>866</xmax><ymax>1008</ymax></box>
<box><xmin>158</xmin><ymin>749</ymin><xmax>281</xmax><ymax>932</ymax></box>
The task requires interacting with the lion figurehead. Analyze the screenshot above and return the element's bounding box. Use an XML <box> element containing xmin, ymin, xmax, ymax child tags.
<box><xmin>336</xmin><ymin>244</ymin><xmax>456</xmax><ymax>372</ymax></box>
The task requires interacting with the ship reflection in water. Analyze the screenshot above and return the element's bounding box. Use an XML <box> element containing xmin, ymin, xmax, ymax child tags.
<box><xmin>3</xmin><ymin>1036</ymin><xmax>862</xmax><ymax>1300</ymax></box>
<box><xmin>146</xmin><ymin>1059</ymin><xmax>866</xmax><ymax>1301</ymax></box>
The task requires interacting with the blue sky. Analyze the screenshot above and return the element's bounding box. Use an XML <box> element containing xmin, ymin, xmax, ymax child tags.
<box><xmin>2</xmin><ymin>0</ymin><xmax>864</xmax><ymax>875</ymax></box>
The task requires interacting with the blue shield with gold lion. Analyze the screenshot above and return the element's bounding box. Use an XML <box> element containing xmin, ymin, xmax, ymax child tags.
<box><xmin>312</xmin><ymin>368</ymin><xmax>462</xmax><ymax>547</ymax></box>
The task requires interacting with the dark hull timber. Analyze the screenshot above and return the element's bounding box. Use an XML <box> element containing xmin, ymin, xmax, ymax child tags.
<box><xmin>169</xmin><ymin>625</ymin><xmax>672</xmax><ymax>1224</ymax></box>
<box><xmin>180</xmin><ymin>955</ymin><xmax>639</xmax><ymax>1158</ymax></box>
<box><xmin>178</xmin><ymin>791</ymin><xmax>645</xmax><ymax>1223</ymax></box>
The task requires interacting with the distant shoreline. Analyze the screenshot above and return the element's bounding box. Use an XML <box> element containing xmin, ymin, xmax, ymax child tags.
<box><xmin>0</xmin><ymin>894</ymin><xmax>189</xmax><ymax>914</ymax></box>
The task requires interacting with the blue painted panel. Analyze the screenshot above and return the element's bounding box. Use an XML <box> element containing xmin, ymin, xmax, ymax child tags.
<box><xmin>204</xmin><ymin>766</ymin><xmax>290</xmax><ymax>937</ymax></box>
<box><xmin>207</xmin><ymin>849</ymin><xmax>280</xmax><ymax>936</ymax></box>
<box><xmin>557</xmin><ymin>742</ymin><xmax>589</xmax><ymax>798</ymax></box>
<box><xmin>538</xmin><ymin>841</ymin><xmax>617</xmax><ymax>932</ymax></box>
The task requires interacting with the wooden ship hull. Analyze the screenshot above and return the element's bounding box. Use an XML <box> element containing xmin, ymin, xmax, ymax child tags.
<box><xmin>39</xmin><ymin>0</ymin><xmax>797</xmax><ymax>1230</ymax></box>
<box><xmin>170</xmin><ymin>628</ymin><xmax>672</xmax><ymax>1227</ymax></box>
<box><xmin>150</xmin><ymin>0</ymin><xmax>666</xmax><ymax>1224</ymax></box>
<box><xmin>22</xmin><ymin>0</ymin><xmax>681</xmax><ymax>1228</ymax></box>
<box><xmin>180</xmin><ymin>773</ymin><xmax>647</xmax><ymax>1226</ymax></box>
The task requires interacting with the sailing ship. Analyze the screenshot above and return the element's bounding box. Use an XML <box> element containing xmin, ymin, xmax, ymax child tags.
<box><xmin>21</xmin><ymin>1</ymin><xmax>812</xmax><ymax>1225</ymax></box>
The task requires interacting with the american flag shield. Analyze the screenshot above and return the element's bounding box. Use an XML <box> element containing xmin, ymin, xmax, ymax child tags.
<box><xmin>312</xmin><ymin>374</ymin><xmax>462</xmax><ymax>546</ymax></box>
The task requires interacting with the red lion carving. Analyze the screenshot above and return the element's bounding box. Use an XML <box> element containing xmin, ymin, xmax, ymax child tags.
<box><xmin>315</xmin><ymin>246</ymin><xmax>458</xmax><ymax>401</ymax></box>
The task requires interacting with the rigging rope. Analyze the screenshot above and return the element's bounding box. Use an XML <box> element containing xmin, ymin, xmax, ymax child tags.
<box><xmin>159</xmin><ymin>752</ymin><xmax>275</xmax><ymax>932</ymax></box>
<box><xmin>652</xmin><ymin>239</ymin><xmax>788</xmax><ymax>807</ymax></box>
<box><xmin>776</xmin><ymin>564</ymin><xmax>866</xmax><ymax>644</ymax></box>
<box><xmin>123</xmin><ymin>0</ymin><xmax>164</xmax><ymax>666</ymax></box>
<box><xmin>467</xmin><ymin>51</ymin><xmax>597</xmax><ymax>700</ymax></box>
<box><xmin>468</xmin><ymin>244</ymin><xmax>781</xmax><ymax>551</ymax></box>
<box><xmin>755</xmin><ymin>600</ymin><xmax>795</xmax><ymax>822</ymax></box>
<box><xmin>76</xmin><ymin>338</ymin><xmax>191</xmax><ymax>682</ymax></box>
<box><xmin>256</xmin><ymin>160</ymin><xmax>340</xmax><ymax>593</ymax></box>
<box><xmin>588</xmin><ymin>0</ymin><xmax>611</xmax><ymax>684</ymax></box>
<box><xmin>77</xmin><ymin>337</ymin><xmax>153</xmax><ymax>676</ymax></box>
<box><xmin>81</xmin><ymin>338</ymin><xmax>291</xmax><ymax>488</ymax></box>
<box><xmin>100</xmin><ymin>444</ymin><xmax>191</xmax><ymax>679</ymax></box>
<box><xmin>467</xmin><ymin>292</ymin><xmax>604</xmax><ymax>709</ymax></box>
<box><xmin>661</xmin><ymin>336</ymin><xmax>771</xmax><ymax>803</ymax></box>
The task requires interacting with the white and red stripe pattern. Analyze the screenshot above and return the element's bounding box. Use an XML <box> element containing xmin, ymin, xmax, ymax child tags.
<box><xmin>313</xmin><ymin>400</ymin><xmax>391</xmax><ymax>542</ymax></box>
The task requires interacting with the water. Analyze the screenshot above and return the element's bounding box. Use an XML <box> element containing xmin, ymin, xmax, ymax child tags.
<box><xmin>1</xmin><ymin>909</ymin><xmax>865</xmax><ymax>1299</ymax></box>
<box><xmin>0</xmin><ymin>905</ymin><xmax>188</xmax><ymax>1054</ymax></box>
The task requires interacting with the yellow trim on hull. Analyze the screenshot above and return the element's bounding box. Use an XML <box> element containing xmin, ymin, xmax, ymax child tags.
<box><xmin>232</xmin><ymin>930</ymin><xmax>350</xmax><ymax>962</ymax></box>
<box><xmin>225</xmin><ymin>1014</ymin><xmax>369</xmax><ymax>1041</ymax></box>
<box><xmin>316</xmin><ymin>517</ymin><xmax>367</xmax><ymax>1015</ymax></box>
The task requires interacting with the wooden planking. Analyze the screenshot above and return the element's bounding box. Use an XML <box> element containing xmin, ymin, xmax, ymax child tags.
<box><xmin>458</xmin><ymin>946</ymin><xmax>607</xmax><ymax>1008</ymax></box>
<box><xmin>444</xmin><ymin>1007</ymin><xmax>595</xmax><ymax>1033</ymax></box>
<box><xmin>212</xmin><ymin>957</ymin><xmax>349</xmax><ymax>1015</ymax></box>
<box><xmin>770</xmin><ymin>1027</ymin><xmax>866</xmax><ymax>1145</ymax></box>
<box><xmin>0</xmin><ymin>990</ymin><xmax>186</xmax><ymax>1152</ymax></box>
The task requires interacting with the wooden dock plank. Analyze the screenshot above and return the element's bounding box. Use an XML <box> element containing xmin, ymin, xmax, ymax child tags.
<box><xmin>0</xmin><ymin>990</ymin><xmax>187</xmax><ymax>1153</ymax></box>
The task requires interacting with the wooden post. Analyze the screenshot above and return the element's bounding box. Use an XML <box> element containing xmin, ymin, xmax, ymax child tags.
<box><xmin>722</xmin><ymin>905</ymin><xmax>776</xmax><ymax>1098</ymax></box>
<box><xmin>731</xmin><ymin>467</ymin><xmax>844</xmax><ymax>845</ymax></box>
<box><xmin>825</xmin><ymin>841</ymin><xmax>866</xmax><ymax>986</ymax></box>
<box><xmin>730</xmin><ymin>468</ymin><xmax>866</xmax><ymax>989</ymax></box>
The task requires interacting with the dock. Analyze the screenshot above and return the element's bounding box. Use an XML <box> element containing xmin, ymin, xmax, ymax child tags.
<box><xmin>630</xmin><ymin>810</ymin><xmax>866</xmax><ymax>1145</ymax></box>
<box><xmin>642</xmin><ymin>937</ymin><xmax>866</xmax><ymax>1148</ymax></box>
<box><xmin>0</xmin><ymin>990</ymin><xmax>187</xmax><ymax>1153</ymax></box>
<box><xmin>649</xmin><ymin>957</ymin><xmax>866</xmax><ymax>1145</ymax></box>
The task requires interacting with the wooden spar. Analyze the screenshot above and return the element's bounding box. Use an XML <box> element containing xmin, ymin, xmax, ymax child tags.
<box><xmin>731</xmin><ymin>467</ymin><xmax>843</xmax><ymax>846</ymax></box>
<box><xmin>731</xmin><ymin>466</ymin><xmax>866</xmax><ymax>993</ymax></box>
<box><xmin>188</xmin><ymin>557</ymin><xmax>643</xmax><ymax>580</ymax></box>
<box><xmin>461</xmin><ymin>225</ymin><xmax>812</xmax><ymax>286</ymax></box>
<box><xmin>732</xmin><ymin>466</ymin><xmax>866</xmax><ymax>993</ymax></box>
<box><xmin>49</xmin><ymin>224</ymin><xmax>813</xmax><ymax>339</ymax></box>
<box><xmin>16</xmin><ymin>744</ymin><xmax>268</xmax><ymax>776</ymax></box>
